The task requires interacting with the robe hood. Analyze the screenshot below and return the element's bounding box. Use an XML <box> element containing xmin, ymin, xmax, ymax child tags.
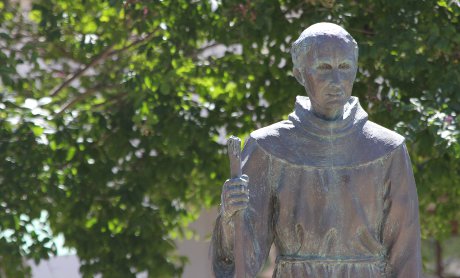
<box><xmin>288</xmin><ymin>96</ymin><xmax>368</xmax><ymax>138</ymax></box>
<box><xmin>250</xmin><ymin>96</ymin><xmax>405</xmax><ymax>167</ymax></box>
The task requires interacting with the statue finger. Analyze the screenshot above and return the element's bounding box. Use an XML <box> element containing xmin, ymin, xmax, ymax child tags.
<box><xmin>225</xmin><ymin>184</ymin><xmax>247</xmax><ymax>192</ymax></box>
<box><xmin>224</xmin><ymin>187</ymin><xmax>246</xmax><ymax>201</ymax></box>
<box><xmin>228</xmin><ymin>193</ymin><xmax>250</xmax><ymax>204</ymax></box>
<box><xmin>230</xmin><ymin>201</ymin><xmax>249</xmax><ymax>211</ymax></box>
<box><xmin>224</xmin><ymin>178</ymin><xmax>247</xmax><ymax>187</ymax></box>
<box><xmin>229</xmin><ymin>185</ymin><xmax>247</xmax><ymax>196</ymax></box>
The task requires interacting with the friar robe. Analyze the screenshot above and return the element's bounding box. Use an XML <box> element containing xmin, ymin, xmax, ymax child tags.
<box><xmin>211</xmin><ymin>96</ymin><xmax>422</xmax><ymax>278</ymax></box>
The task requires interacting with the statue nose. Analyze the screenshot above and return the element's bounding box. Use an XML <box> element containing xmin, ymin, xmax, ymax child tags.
<box><xmin>331</xmin><ymin>69</ymin><xmax>341</xmax><ymax>84</ymax></box>
<box><xmin>328</xmin><ymin>71</ymin><xmax>342</xmax><ymax>93</ymax></box>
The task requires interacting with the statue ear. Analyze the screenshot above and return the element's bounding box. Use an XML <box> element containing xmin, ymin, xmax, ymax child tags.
<box><xmin>293</xmin><ymin>67</ymin><xmax>304</xmax><ymax>86</ymax></box>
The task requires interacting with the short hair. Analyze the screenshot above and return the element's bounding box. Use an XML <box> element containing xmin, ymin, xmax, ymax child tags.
<box><xmin>291</xmin><ymin>22</ymin><xmax>358</xmax><ymax>70</ymax></box>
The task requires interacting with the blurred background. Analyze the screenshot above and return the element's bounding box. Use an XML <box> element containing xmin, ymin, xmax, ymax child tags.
<box><xmin>0</xmin><ymin>0</ymin><xmax>459</xmax><ymax>277</ymax></box>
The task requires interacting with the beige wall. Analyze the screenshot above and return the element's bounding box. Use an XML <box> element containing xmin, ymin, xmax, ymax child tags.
<box><xmin>177</xmin><ymin>208</ymin><xmax>217</xmax><ymax>278</ymax></box>
<box><xmin>177</xmin><ymin>208</ymin><xmax>276</xmax><ymax>278</ymax></box>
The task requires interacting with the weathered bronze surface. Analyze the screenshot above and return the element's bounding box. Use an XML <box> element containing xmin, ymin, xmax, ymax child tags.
<box><xmin>211</xmin><ymin>22</ymin><xmax>422</xmax><ymax>278</ymax></box>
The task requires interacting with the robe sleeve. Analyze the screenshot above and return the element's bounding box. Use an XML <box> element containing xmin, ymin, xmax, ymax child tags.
<box><xmin>211</xmin><ymin>136</ymin><xmax>275</xmax><ymax>278</ymax></box>
<box><xmin>382</xmin><ymin>143</ymin><xmax>422</xmax><ymax>277</ymax></box>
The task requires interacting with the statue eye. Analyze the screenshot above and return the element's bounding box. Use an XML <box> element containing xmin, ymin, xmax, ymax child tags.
<box><xmin>317</xmin><ymin>63</ymin><xmax>332</xmax><ymax>70</ymax></box>
<box><xmin>339</xmin><ymin>63</ymin><xmax>351</xmax><ymax>70</ymax></box>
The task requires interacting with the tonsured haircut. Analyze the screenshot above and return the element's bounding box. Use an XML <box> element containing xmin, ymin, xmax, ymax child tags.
<box><xmin>291</xmin><ymin>22</ymin><xmax>358</xmax><ymax>71</ymax></box>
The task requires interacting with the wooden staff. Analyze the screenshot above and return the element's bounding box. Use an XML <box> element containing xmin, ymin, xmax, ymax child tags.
<box><xmin>227</xmin><ymin>136</ymin><xmax>245</xmax><ymax>278</ymax></box>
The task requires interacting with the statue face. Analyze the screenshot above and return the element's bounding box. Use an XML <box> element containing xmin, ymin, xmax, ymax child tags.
<box><xmin>297</xmin><ymin>36</ymin><xmax>358</xmax><ymax>120</ymax></box>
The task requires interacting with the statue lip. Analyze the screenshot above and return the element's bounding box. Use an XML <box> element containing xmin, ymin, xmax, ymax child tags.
<box><xmin>326</xmin><ymin>91</ymin><xmax>345</xmax><ymax>98</ymax></box>
<box><xmin>325</xmin><ymin>87</ymin><xmax>344</xmax><ymax>97</ymax></box>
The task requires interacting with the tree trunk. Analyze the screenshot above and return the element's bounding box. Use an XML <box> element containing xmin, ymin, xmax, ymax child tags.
<box><xmin>435</xmin><ymin>239</ymin><xmax>444</xmax><ymax>278</ymax></box>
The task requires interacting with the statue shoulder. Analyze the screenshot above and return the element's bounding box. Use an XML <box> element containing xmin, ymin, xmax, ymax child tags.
<box><xmin>239</xmin><ymin>121</ymin><xmax>294</xmax><ymax>169</ymax></box>
<box><xmin>245</xmin><ymin>120</ymin><xmax>300</xmax><ymax>162</ymax></box>
<box><xmin>250</xmin><ymin>120</ymin><xmax>295</xmax><ymax>142</ymax></box>
<box><xmin>361</xmin><ymin>120</ymin><xmax>405</xmax><ymax>152</ymax></box>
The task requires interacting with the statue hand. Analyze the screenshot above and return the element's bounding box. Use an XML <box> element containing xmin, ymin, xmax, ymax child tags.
<box><xmin>221</xmin><ymin>174</ymin><xmax>249</xmax><ymax>220</ymax></box>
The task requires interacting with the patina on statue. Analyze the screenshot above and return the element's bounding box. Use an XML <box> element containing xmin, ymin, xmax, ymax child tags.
<box><xmin>211</xmin><ymin>22</ymin><xmax>422</xmax><ymax>278</ymax></box>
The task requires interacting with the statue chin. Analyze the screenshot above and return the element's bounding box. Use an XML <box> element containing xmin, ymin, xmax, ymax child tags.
<box><xmin>308</xmin><ymin>94</ymin><xmax>350</xmax><ymax>120</ymax></box>
<box><xmin>311</xmin><ymin>103</ymin><xmax>346</xmax><ymax>121</ymax></box>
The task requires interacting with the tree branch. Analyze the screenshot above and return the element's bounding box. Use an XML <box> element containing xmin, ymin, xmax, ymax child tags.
<box><xmin>55</xmin><ymin>84</ymin><xmax>118</xmax><ymax>116</ymax></box>
<box><xmin>349</xmin><ymin>28</ymin><xmax>376</xmax><ymax>36</ymax></box>
<box><xmin>50</xmin><ymin>30</ymin><xmax>158</xmax><ymax>98</ymax></box>
<box><xmin>93</xmin><ymin>91</ymin><xmax>129</xmax><ymax>109</ymax></box>
<box><xmin>50</xmin><ymin>44</ymin><xmax>115</xmax><ymax>97</ymax></box>
<box><xmin>190</xmin><ymin>42</ymin><xmax>221</xmax><ymax>60</ymax></box>
<box><xmin>107</xmin><ymin>30</ymin><xmax>158</xmax><ymax>57</ymax></box>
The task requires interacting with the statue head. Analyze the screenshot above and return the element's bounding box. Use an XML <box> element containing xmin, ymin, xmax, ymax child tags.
<box><xmin>291</xmin><ymin>22</ymin><xmax>359</xmax><ymax>120</ymax></box>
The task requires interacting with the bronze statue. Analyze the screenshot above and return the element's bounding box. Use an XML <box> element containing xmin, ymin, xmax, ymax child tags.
<box><xmin>211</xmin><ymin>22</ymin><xmax>422</xmax><ymax>278</ymax></box>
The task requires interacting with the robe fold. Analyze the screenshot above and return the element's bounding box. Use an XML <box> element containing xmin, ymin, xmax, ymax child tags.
<box><xmin>211</xmin><ymin>96</ymin><xmax>422</xmax><ymax>278</ymax></box>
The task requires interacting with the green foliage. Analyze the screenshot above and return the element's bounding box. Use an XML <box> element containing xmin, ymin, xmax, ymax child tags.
<box><xmin>0</xmin><ymin>0</ymin><xmax>459</xmax><ymax>276</ymax></box>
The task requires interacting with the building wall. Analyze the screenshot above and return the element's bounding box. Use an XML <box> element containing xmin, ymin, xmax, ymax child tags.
<box><xmin>29</xmin><ymin>209</ymin><xmax>218</xmax><ymax>277</ymax></box>
<box><xmin>176</xmin><ymin>208</ymin><xmax>217</xmax><ymax>278</ymax></box>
